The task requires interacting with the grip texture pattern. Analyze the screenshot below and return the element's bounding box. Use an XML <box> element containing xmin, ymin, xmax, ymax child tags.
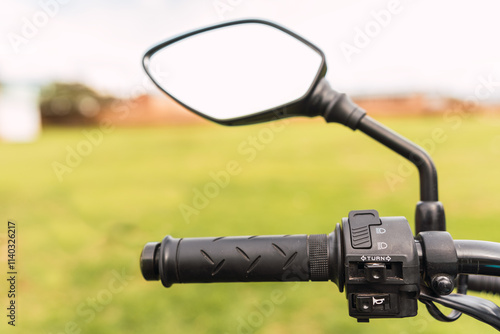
<box><xmin>175</xmin><ymin>235</ymin><xmax>310</xmax><ymax>283</ymax></box>
<box><xmin>309</xmin><ymin>234</ymin><xmax>329</xmax><ymax>281</ymax></box>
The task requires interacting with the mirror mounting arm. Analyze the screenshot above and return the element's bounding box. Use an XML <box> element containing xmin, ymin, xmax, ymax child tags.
<box><xmin>307</xmin><ymin>78</ymin><xmax>445</xmax><ymax>233</ymax></box>
<box><xmin>307</xmin><ymin>78</ymin><xmax>367</xmax><ymax>129</ymax></box>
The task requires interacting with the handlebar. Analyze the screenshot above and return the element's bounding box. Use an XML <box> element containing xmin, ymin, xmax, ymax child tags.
<box><xmin>455</xmin><ymin>240</ymin><xmax>500</xmax><ymax>276</ymax></box>
<box><xmin>140</xmin><ymin>210</ymin><xmax>500</xmax><ymax>328</ymax></box>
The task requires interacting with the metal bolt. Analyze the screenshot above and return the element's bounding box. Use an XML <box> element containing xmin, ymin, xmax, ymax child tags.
<box><xmin>431</xmin><ymin>275</ymin><xmax>454</xmax><ymax>295</ymax></box>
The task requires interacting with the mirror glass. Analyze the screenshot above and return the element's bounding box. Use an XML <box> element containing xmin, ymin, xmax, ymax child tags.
<box><xmin>146</xmin><ymin>22</ymin><xmax>324</xmax><ymax>121</ymax></box>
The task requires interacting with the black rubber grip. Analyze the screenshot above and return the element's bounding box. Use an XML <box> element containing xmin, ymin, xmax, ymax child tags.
<box><xmin>141</xmin><ymin>233</ymin><xmax>336</xmax><ymax>287</ymax></box>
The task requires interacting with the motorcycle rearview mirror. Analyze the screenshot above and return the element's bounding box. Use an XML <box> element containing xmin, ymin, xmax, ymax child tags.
<box><xmin>143</xmin><ymin>19</ymin><xmax>445</xmax><ymax>234</ymax></box>
<box><xmin>143</xmin><ymin>19</ymin><xmax>329</xmax><ymax>126</ymax></box>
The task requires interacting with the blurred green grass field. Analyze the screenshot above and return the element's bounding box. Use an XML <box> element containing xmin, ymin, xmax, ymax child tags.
<box><xmin>1</xmin><ymin>115</ymin><xmax>500</xmax><ymax>334</ymax></box>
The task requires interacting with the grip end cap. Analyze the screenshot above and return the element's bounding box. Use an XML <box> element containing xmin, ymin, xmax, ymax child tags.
<box><xmin>141</xmin><ymin>242</ymin><xmax>160</xmax><ymax>281</ymax></box>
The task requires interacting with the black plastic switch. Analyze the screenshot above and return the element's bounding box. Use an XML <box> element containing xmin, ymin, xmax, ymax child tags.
<box><xmin>349</xmin><ymin>210</ymin><xmax>381</xmax><ymax>249</ymax></box>
<box><xmin>355</xmin><ymin>294</ymin><xmax>391</xmax><ymax>313</ymax></box>
<box><xmin>344</xmin><ymin>212</ymin><xmax>419</xmax><ymax>320</ymax></box>
<box><xmin>365</xmin><ymin>263</ymin><xmax>386</xmax><ymax>282</ymax></box>
<box><xmin>355</xmin><ymin>295</ymin><xmax>373</xmax><ymax>312</ymax></box>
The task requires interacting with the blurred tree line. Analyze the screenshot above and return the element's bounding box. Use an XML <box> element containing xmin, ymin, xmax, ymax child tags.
<box><xmin>39</xmin><ymin>82</ymin><xmax>116</xmax><ymax>125</ymax></box>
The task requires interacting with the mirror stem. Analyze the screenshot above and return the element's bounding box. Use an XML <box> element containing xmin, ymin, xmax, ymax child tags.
<box><xmin>308</xmin><ymin>78</ymin><xmax>445</xmax><ymax>233</ymax></box>
<box><xmin>357</xmin><ymin>116</ymin><xmax>438</xmax><ymax>201</ymax></box>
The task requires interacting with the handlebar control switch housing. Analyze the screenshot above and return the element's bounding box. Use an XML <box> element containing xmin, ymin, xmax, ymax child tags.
<box><xmin>342</xmin><ymin>210</ymin><xmax>420</xmax><ymax>321</ymax></box>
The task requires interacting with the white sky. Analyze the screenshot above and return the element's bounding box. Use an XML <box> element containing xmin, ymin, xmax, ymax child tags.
<box><xmin>1</xmin><ymin>0</ymin><xmax>500</xmax><ymax>101</ymax></box>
